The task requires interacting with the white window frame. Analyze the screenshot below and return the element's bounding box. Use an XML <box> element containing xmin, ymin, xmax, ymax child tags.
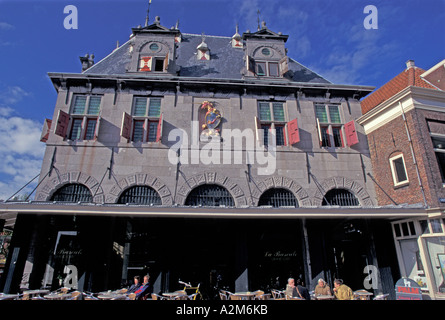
<box><xmin>389</xmin><ymin>153</ymin><xmax>409</xmax><ymax>186</ymax></box>
<box><xmin>68</xmin><ymin>94</ymin><xmax>102</xmax><ymax>141</ymax></box>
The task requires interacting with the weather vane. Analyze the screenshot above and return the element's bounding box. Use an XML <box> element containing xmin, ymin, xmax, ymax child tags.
<box><xmin>145</xmin><ymin>0</ymin><xmax>152</xmax><ymax>27</ymax></box>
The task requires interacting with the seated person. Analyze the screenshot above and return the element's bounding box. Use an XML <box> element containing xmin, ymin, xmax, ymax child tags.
<box><xmin>127</xmin><ymin>276</ymin><xmax>142</xmax><ymax>293</ymax></box>
<box><xmin>314</xmin><ymin>278</ymin><xmax>332</xmax><ymax>296</ymax></box>
<box><xmin>134</xmin><ymin>274</ymin><xmax>153</xmax><ymax>300</ymax></box>
<box><xmin>333</xmin><ymin>279</ymin><xmax>354</xmax><ymax>300</ymax></box>
<box><xmin>296</xmin><ymin>278</ymin><xmax>311</xmax><ymax>300</ymax></box>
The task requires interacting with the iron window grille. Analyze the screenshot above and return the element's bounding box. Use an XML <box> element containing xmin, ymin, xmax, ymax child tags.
<box><xmin>50</xmin><ymin>183</ymin><xmax>93</xmax><ymax>202</ymax></box>
<box><xmin>118</xmin><ymin>186</ymin><xmax>162</xmax><ymax>205</ymax></box>
<box><xmin>322</xmin><ymin>189</ymin><xmax>359</xmax><ymax>206</ymax></box>
<box><xmin>185</xmin><ymin>184</ymin><xmax>235</xmax><ymax>207</ymax></box>
<box><xmin>258</xmin><ymin>188</ymin><xmax>299</xmax><ymax>208</ymax></box>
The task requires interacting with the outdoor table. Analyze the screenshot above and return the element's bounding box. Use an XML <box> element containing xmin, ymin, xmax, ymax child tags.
<box><xmin>354</xmin><ymin>290</ymin><xmax>373</xmax><ymax>300</ymax></box>
<box><xmin>24</xmin><ymin>289</ymin><xmax>50</xmax><ymax>298</ymax></box>
<box><xmin>0</xmin><ymin>294</ymin><xmax>19</xmax><ymax>300</ymax></box>
<box><xmin>232</xmin><ymin>292</ymin><xmax>256</xmax><ymax>300</ymax></box>
<box><xmin>162</xmin><ymin>292</ymin><xmax>182</xmax><ymax>300</ymax></box>
<box><xmin>314</xmin><ymin>295</ymin><xmax>334</xmax><ymax>300</ymax></box>
<box><xmin>43</xmin><ymin>293</ymin><xmax>72</xmax><ymax>300</ymax></box>
<box><xmin>98</xmin><ymin>294</ymin><xmax>127</xmax><ymax>300</ymax></box>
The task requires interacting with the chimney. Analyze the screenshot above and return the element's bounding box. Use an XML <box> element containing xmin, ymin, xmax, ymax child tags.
<box><xmin>406</xmin><ymin>60</ymin><xmax>415</xmax><ymax>69</ymax></box>
<box><xmin>79</xmin><ymin>53</ymin><xmax>95</xmax><ymax>72</ymax></box>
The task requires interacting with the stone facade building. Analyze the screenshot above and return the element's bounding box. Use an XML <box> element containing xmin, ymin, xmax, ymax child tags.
<box><xmin>0</xmin><ymin>16</ymin><xmax>431</xmax><ymax>299</ymax></box>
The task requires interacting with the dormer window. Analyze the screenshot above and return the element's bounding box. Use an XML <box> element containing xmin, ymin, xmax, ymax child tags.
<box><xmin>138</xmin><ymin>41</ymin><xmax>169</xmax><ymax>72</ymax></box>
<box><xmin>246</xmin><ymin>46</ymin><xmax>288</xmax><ymax>78</ymax></box>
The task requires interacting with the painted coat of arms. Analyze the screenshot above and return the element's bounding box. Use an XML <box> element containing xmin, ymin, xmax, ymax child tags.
<box><xmin>200</xmin><ymin>101</ymin><xmax>222</xmax><ymax>136</ymax></box>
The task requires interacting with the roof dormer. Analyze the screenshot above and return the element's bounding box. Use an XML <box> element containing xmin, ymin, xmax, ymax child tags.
<box><xmin>231</xmin><ymin>24</ymin><xmax>243</xmax><ymax>48</ymax></box>
<box><xmin>243</xmin><ymin>21</ymin><xmax>289</xmax><ymax>78</ymax></box>
<box><xmin>126</xmin><ymin>16</ymin><xmax>180</xmax><ymax>74</ymax></box>
<box><xmin>196</xmin><ymin>34</ymin><xmax>210</xmax><ymax>61</ymax></box>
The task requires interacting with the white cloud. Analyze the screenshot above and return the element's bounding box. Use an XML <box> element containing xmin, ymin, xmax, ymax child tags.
<box><xmin>0</xmin><ymin>85</ymin><xmax>44</xmax><ymax>201</ymax></box>
<box><xmin>0</xmin><ymin>22</ymin><xmax>14</xmax><ymax>30</ymax></box>
<box><xmin>0</xmin><ymin>86</ymin><xmax>30</xmax><ymax>106</ymax></box>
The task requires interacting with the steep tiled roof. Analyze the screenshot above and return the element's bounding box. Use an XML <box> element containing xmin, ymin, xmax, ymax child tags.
<box><xmin>361</xmin><ymin>66</ymin><xmax>438</xmax><ymax>114</ymax></box>
<box><xmin>84</xmin><ymin>33</ymin><xmax>330</xmax><ymax>84</ymax></box>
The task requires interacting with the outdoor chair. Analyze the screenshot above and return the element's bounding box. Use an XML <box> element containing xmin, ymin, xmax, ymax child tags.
<box><xmin>373</xmin><ymin>293</ymin><xmax>389</xmax><ymax>300</ymax></box>
<box><xmin>219</xmin><ymin>291</ymin><xmax>229</xmax><ymax>300</ymax></box>
<box><xmin>187</xmin><ymin>293</ymin><xmax>198</xmax><ymax>300</ymax></box>
<box><xmin>271</xmin><ymin>289</ymin><xmax>284</xmax><ymax>300</ymax></box>
<box><xmin>286</xmin><ymin>294</ymin><xmax>304</xmax><ymax>300</ymax></box>
<box><xmin>255</xmin><ymin>293</ymin><xmax>271</xmax><ymax>300</ymax></box>
<box><xmin>151</xmin><ymin>293</ymin><xmax>167</xmax><ymax>300</ymax></box>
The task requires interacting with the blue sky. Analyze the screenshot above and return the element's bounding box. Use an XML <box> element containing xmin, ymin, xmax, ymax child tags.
<box><xmin>0</xmin><ymin>0</ymin><xmax>444</xmax><ymax>200</ymax></box>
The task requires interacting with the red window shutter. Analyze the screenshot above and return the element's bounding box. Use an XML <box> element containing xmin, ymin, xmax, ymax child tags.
<box><xmin>156</xmin><ymin>113</ymin><xmax>163</xmax><ymax>143</ymax></box>
<box><xmin>139</xmin><ymin>56</ymin><xmax>152</xmax><ymax>72</ymax></box>
<box><xmin>54</xmin><ymin>110</ymin><xmax>69</xmax><ymax>138</ymax></box>
<box><xmin>121</xmin><ymin>112</ymin><xmax>132</xmax><ymax>140</ymax></box>
<box><xmin>345</xmin><ymin>120</ymin><xmax>359</xmax><ymax>146</ymax></box>
<box><xmin>287</xmin><ymin>118</ymin><xmax>300</xmax><ymax>145</ymax></box>
<box><xmin>279</xmin><ymin>56</ymin><xmax>289</xmax><ymax>76</ymax></box>
<box><xmin>40</xmin><ymin>118</ymin><xmax>52</xmax><ymax>142</ymax></box>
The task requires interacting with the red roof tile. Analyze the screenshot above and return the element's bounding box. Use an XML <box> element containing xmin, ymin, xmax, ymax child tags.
<box><xmin>361</xmin><ymin>67</ymin><xmax>438</xmax><ymax>114</ymax></box>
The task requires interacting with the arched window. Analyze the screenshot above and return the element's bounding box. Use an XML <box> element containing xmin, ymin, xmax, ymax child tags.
<box><xmin>118</xmin><ymin>186</ymin><xmax>162</xmax><ymax>205</ymax></box>
<box><xmin>258</xmin><ymin>188</ymin><xmax>298</xmax><ymax>208</ymax></box>
<box><xmin>51</xmin><ymin>183</ymin><xmax>92</xmax><ymax>202</ymax></box>
<box><xmin>185</xmin><ymin>184</ymin><xmax>234</xmax><ymax>207</ymax></box>
<box><xmin>322</xmin><ymin>189</ymin><xmax>359</xmax><ymax>206</ymax></box>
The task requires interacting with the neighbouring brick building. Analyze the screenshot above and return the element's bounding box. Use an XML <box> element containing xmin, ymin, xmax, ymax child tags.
<box><xmin>0</xmin><ymin>14</ymin><xmax>434</xmax><ymax>299</ymax></box>
<box><xmin>358</xmin><ymin>59</ymin><xmax>445</xmax><ymax>299</ymax></box>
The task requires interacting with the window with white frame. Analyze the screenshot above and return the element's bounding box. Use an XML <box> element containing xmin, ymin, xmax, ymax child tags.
<box><xmin>315</xmin><ymin>103</ymin><xmax>344</xmax><ymax>148</ymax></box>
<box><xmin>120</xmin><ymin>96</ymin><xmax>163</xmax><ymax>143</ymax></box>
<box><xmin>69</xmin><ymin>95</ymin><xmax>102</xmax><ymax>140</ymax></box>
<box><xmin>389</xmin><ymin>153</ymin><xmax>409</xmax><ymax>186</ymax></box>
<box><xmin>257</xmin><ymin>101</ymin><xmax>286</xmax><ymax>146</ymax></box>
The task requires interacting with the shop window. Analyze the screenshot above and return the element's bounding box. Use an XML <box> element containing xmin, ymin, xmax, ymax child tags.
<box><xmin>50</xmin><ymin>183</ymin><xmax>92</xmax><ymax>202</ymax></box>
<box><xmin>118</xmin><ymin>186</ymin><xmax>161</xmax><ymax>205</ymax></box>
<box><xmin>431</xmin><ymin>219</ymin><xmax>443</xmax><ymax>233</ymax></box>
<box><xmin>258</xmin><ymin>188</ymin><xmax>298</xmax><ymax>208</ymax></box>
<box><xmin>419</xmin><ymin>220</ymin><xmax>430</xmax><ymax>234</ymax></box>
<box><xmin>185</xmin><ymin>184</ymin><xmax>234</xmax><ymax>207</ymax></box>
<box><xmin>322</xmin><ymin>188</ymin><xmax>359</xmax><ymax>206</ymax></box>
<box><xmin>389</xmin><ymin>154</ymin><xmax>409</xmax><ymax>186</ymax></box>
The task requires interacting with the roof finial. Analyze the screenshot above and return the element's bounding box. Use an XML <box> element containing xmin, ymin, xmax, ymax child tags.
<box><xmin>175</xmin><ymin>19</ymin><xmax>180</xmax><ymax>30</ymax></box>
<box><xmin>257</xmin><ymin>9</ymin><xmax>261</xmax><ymax>31</ymax></box>
<box><xmin>145</xmin><ymin>0</ymin><xmax>152</xmax><ymax>27</ymax></box>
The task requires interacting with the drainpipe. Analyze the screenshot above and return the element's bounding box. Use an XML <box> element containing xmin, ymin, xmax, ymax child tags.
<box><xmin>399</xmin><ymin>101</ymin><xmax>428</xmax><ymax>207</ymax></box>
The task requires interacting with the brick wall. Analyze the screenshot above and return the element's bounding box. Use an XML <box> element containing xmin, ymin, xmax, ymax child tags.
<box><xmin>367</xmin><ymin>108</ymin><xmax>445</xmax><ymax>208</ymax></box>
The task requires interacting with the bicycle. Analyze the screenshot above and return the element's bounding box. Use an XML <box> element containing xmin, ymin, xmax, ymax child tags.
<box><xmin>178</xmin><ymin>280</ymin><xmax>203</xmax><ymax>300</ymax></box>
